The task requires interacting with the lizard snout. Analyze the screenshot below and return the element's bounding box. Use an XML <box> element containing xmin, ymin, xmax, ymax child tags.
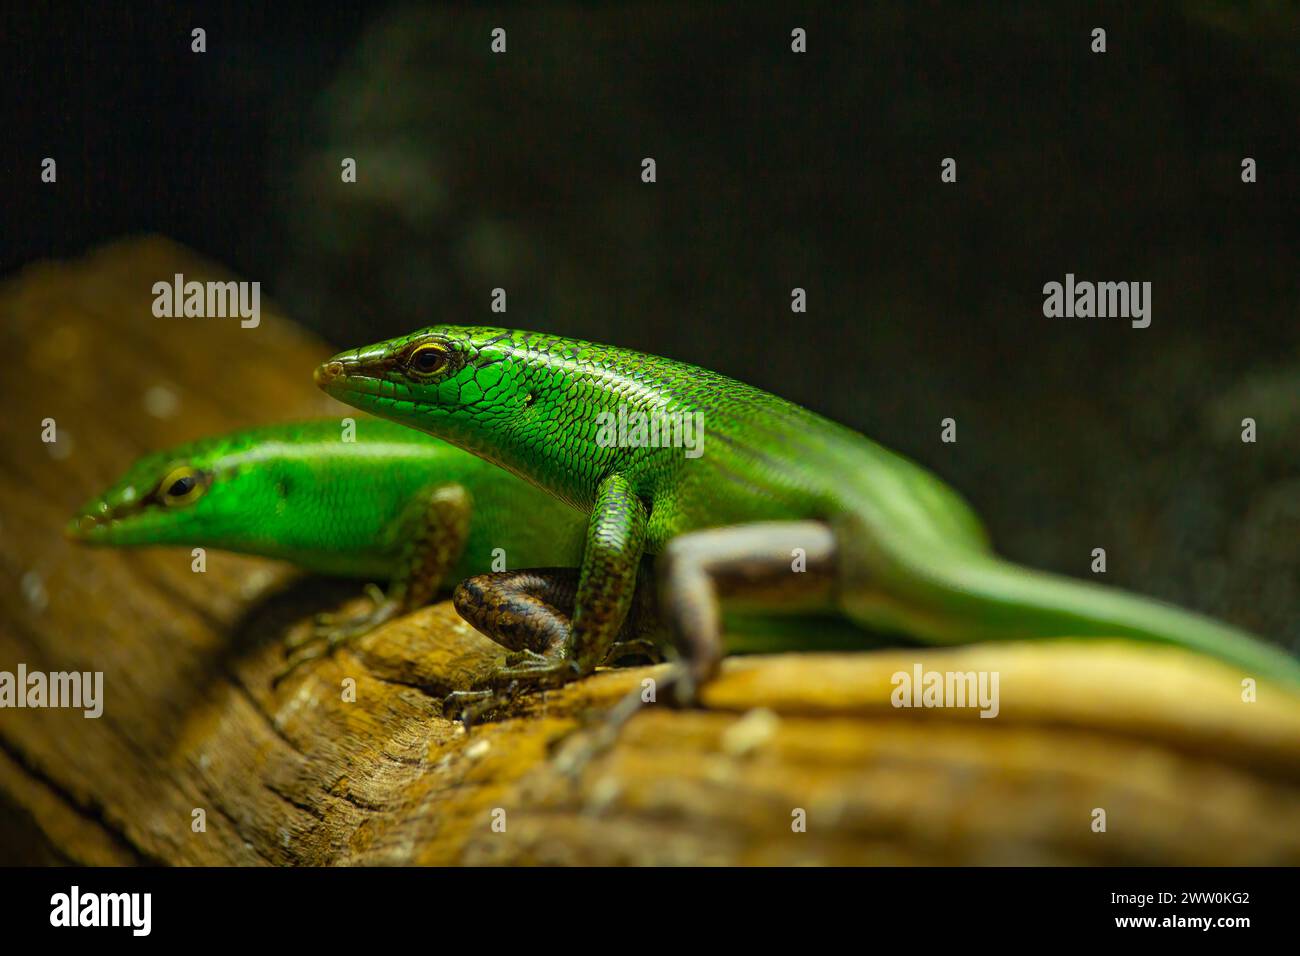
<box><xmin>315</xmin><ymin>349</ymin><xmax>390</xmax><ymax>398</ymax></box>
<box><xmin>314</xmin><ymin>361</ymin><xmax>345</xmax><ymax>387</ymax></box>
<box><xmin>64</xmin><ymin>507</ymin><xmax>109</xmax><ymax>541</ymax></box>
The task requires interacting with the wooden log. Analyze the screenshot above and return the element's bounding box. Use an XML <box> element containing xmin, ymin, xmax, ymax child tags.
<box><xmin>2</xmin><ymin>237</ymin><xmax>1298</xmax><ymax>866</ymax></box>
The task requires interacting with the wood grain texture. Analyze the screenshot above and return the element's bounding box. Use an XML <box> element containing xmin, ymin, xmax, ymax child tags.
<box><xmin>2</xmin><ymin>237</ymin><xmax>1298</xmax><ymax>866</ymax></box>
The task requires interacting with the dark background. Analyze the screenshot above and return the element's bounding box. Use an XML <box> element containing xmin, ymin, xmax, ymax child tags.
<box><xmin>5</xmin><ymin>2</ymin><xmax>1299</xmax><ymax>648</ymax></box>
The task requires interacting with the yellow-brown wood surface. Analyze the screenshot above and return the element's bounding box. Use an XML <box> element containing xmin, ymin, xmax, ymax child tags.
<box><xmin>2</xmin><ymin>238</ymin><xmax>1298</xmax><ymax>865</ymax></box>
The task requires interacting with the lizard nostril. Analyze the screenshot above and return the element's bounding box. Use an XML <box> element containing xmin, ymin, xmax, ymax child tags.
<box><xmin>314</xmin><ymin>361</ymin><xmax>345</xmax><ymax>386</ymax></box>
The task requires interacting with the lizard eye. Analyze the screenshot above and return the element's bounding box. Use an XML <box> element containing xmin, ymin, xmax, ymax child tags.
<box><xmin>405</xmin><ymin>342</ymin><xmax>450</xmax><ymax>378</ymax></box>
<box><xmin>158</xmin><ymin>465</ymin><xmax>207</xmax><ymax>507</ymax></box>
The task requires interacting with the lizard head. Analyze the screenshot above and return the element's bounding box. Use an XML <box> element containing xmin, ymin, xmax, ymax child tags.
<box><xmin>315</xmin><ymin>326</ymin><xmax>622</xmax><ymax>503</ymax></box>
<box><xmin>65</xmin><ymin>431</ymin><xmax>273</xmax><ymax>548</ymax></box>
<box><xmin>314</xmin><ymin>325</ymin><xmax>537</xmax><ymax>438</ymax></box>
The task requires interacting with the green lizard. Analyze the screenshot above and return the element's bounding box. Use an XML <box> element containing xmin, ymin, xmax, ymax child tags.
<box><xmin>313</xmin><ymin>325</ymin><xmax>1300</xmax><ymax>697</ymax></box>
<box><xmin>67</xmin><ymin>419</ymin><xmax>591</xmax><ymax>670</ymax></box>
<box><xmin>66</xmin><ymin>419</ymin><xmax>867</xmax><ymax>677</ymax></box>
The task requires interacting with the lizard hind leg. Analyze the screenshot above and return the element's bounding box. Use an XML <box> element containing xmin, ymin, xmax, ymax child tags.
<box><xmin>656</xmin><ymin>520</ymin><xmax>838</xmax><ymax>700</ymax></box>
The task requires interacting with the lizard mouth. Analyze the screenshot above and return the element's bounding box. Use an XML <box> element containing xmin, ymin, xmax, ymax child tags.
<box><xmin>66</xmin><ymin>485</ymin><xmax>163</xmax><ymax>541</ymax></box>
<box><xmin>314</xmin><ymin>365</ymin><xmax>387</xmax><ymax>402</ymax></box>
<box><xmin>315</xmin><ymin>349</ymin><xmax>388</xmax><ymax>396</ymax></box>
<box><xmin>314</xmin><ymin>350</ymin><xmax>433</xmax><ymax>409</ymax></box>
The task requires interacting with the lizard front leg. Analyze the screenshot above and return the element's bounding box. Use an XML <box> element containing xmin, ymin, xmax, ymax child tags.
<box><xmin>279</xmin><ymin>483</ymin><xmax>471</xmax><ymax>679</ymax></box>
<box><xmin>482</xmin><ymin>472</ymin><xmax>648</xmax><ymax>689</ymax></box>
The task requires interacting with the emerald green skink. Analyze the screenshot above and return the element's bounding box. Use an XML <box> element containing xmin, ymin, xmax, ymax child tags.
<box><xmin>313</xmin><ymin>325</ymin><xmax>1300</xmax><ymax>694</ymax></box>
<box><xmin>66</xmin><ymin>419</ymin><xmax>587</xmax><ymax>666</ymax></box>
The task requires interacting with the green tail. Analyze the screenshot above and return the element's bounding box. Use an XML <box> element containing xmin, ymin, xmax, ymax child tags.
<box><xmin>873</xmin><ymin>550</ymin><xmax>1300</xmax><ymax>686</ymax></box>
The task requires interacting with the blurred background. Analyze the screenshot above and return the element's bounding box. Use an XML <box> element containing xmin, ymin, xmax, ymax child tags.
<box><xmin>5</xmin><ymin>1</ymin><xmax>1299</xmax><ymax>650</ymax></box>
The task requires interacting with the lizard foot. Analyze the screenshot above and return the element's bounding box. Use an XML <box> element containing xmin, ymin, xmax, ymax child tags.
<box><xmin>502</xmin><ymin>647</ymin><xmax>553</xmax><ymax>668</ymax></box>
<box><xmin>443</xmin><ymin>683</ymin><xmax>521</xmax><ymax>729</ymax></box>
<box><xmin>493</xmin><ymin>656</ymin><xmax>583</xmax><ymax>688</ymax></box>
<box><xmin>439</xmin><ymin>657</ymin><xmax>580</xmax><ymax>728</ymax></box>
<box><xmin>274</xmin><ymin>584</ymin><xmax>403</xmax><ymax>685</ymax></box>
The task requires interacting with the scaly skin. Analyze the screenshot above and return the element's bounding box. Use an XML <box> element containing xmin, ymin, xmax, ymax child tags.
<box><xmin>68</xmin><ymin>419</ymin><xmax>585</xmax><ymax>580</ymax></box>
<box><xmin>315</xmin><ymin>326</ymin><xmax>1300</xmax><ymax>690</ymax></box>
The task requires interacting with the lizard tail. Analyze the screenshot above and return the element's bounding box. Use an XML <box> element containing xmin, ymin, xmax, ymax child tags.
<box><xmin>848</xmin><ymin>543</ymin><xmax>1300</xmax><ymax>687</ymax></box>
